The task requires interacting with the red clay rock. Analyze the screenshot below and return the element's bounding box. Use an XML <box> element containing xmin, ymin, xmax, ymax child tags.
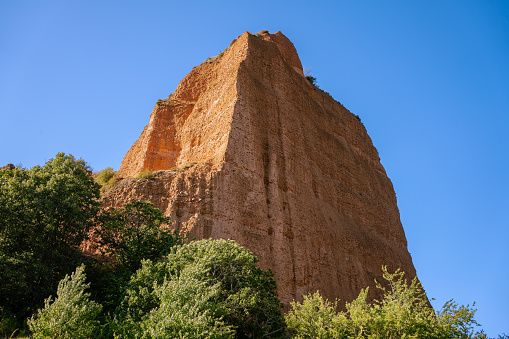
<box><xmin>1</xmin><ymin>164</ymin><xmax>15</xmax><ymax>170</ymax></box>
<box><xmin>109</xmin><ymin>31</ymin><xmax>418</xmax><ymax>305</ymax></box>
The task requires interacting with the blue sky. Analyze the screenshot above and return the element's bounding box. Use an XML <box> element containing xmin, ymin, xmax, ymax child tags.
<box><xmin>1</xmin><ymin>1</ymin><xmax>508</xmax><ymax>336</ymax></box>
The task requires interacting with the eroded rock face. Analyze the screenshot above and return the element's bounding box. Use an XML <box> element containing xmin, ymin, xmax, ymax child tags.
<box><xmin>107</xmin><ymin>31</ymin><xmax>417</xmax><ymax>305</ymax></box>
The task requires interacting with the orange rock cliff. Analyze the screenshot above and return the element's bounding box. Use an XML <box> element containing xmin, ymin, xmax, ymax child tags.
<box><xmin>106</xmin><ymin>31</ymin><xmax>418</xmax><ymax>305</ymax></box>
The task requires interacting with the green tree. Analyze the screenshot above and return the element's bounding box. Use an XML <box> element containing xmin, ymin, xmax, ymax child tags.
<box><xmin>116</xmin><ymin>239</ymin><xmax>286</xmax><ymax>338</ymax></box>
<box><xmin>0</xmin><ymin>153</ymin><xmax>99</xmax><ymax>255</ymax></box>
<box><xmin>0</xmin><ymin>153</ymin><xmax>100</xmax><ymax>331</ymax></box>
<box><xmin>28</xmin><ymin>264</ymin><xmax>102</xmax><ymax>339</ymax></box>
<box><xmin>94</xmin><ymin>200</ymin><xmax>185</xmax><ymax>273</ymax></box>
<box><xmin>286</xmin><ymin>266</ymin><xmax>487</xmax><ymax>339</ymax></box>
<box><xmin>89</xmin><ymin>200</ymin><xmax>187</xmax><ymax>314</ymax></box>
<box><xmin>111</xmin><ymin>260</ymin><xmax>235</xmax><ymax>339</ymax></box>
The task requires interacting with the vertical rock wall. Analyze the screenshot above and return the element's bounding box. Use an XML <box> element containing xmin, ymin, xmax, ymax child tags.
<box><xmin>105</xmin><ymin>31</ymin><xmax>418</xmax><ymax>305</ymax></box>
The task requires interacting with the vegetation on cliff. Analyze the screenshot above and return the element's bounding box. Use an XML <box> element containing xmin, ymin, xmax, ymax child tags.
<box><xmin>95</xmin><ymin>167</ymin><xmax>118</xmax><ymax>192</ymax></box>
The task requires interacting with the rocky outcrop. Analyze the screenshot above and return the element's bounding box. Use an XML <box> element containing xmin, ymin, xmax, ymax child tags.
<box><xmin>1</xmin><ymin>164</ymin><xmax>15</xmax><ymax>170</ymax></box>
<box><xmin>107</xmin><ymin>31</ymin><xmax>418</xmax><ymax>305</ymax></box>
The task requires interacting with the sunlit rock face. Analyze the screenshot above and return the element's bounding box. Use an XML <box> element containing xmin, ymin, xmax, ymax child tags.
<box><xmin>107</xmin><ymin>31</ymin><xmax>418</xmax><ymax>305</ymax></box>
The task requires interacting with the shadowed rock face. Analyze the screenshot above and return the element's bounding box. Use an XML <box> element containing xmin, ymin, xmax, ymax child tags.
<box><xmin>107</xmin><ymin>31</ymin><xmax>418</xmax><ymax>305</ymax></box>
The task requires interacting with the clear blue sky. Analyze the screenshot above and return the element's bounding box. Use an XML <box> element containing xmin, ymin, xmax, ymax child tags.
<box><xmin>1</xmin><ymin>1</ymin><xmax>508</xmax><ymax>336</ymax></box>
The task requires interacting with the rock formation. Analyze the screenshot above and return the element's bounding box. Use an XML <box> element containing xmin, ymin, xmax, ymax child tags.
<box><xmin>1</xmin><ymin>164</ymin><xmax>15</xmax><ymax>170</ymax></box>
<box><xmin>105</xmin><ymin>31</ymin><xmax>418</xmax><ymax>305</ymax></box>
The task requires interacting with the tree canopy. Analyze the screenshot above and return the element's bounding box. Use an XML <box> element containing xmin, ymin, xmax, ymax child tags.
<box><xmin>0</xmin><ymin>153</ymin><xmax>100</xmax><ymax>330</ymax></box>
<box><xmin>116</xmin><ymin>239</ymin><xmax>286</xmax><ymax>338</ymax></box>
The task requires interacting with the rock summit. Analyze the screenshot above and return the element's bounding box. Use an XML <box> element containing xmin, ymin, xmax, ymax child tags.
<box><xmin>104</xmin><ymin>31</ymin><xmax>418</xmax><ymax>305</ymax></box>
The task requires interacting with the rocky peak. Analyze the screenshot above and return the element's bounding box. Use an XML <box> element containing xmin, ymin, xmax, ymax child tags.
<box><xmin>109</xmin><ymin>31</ymin><xmax>418</xmax><ymax>306</ymax></box>
<box><xmin>256</xmin><ymin>30</ymin><xmax>304</xmax><ymax>75</ymax></box>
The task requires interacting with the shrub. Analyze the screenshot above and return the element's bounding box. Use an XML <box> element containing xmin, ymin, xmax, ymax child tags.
<box><xmin>28</xmin><ymin>264</ymin><xmax>102</xmax><ymax>339</ymax></box>
<box><xmin>183</xmin><ymin>162</ymin><xmax>196</xmax><ymax>170</ymax></box>
<box><xmin>205</xmin><ymin>49</ymin><xmax>226</xmax><ymax>64</ymax></box>
<box><xmin>286</xmin><ymin>266</ymin><xmax>487</xmax><ymax>339</ymax></box>
<box><xmin>117</xmin><ymin>239</ymin><xmax>286</xmax><ymax>338</ymax></box>
<box><xmin>284</xmin><ymin>292</ymin><xmax>347</xmax><ymax>339</ymax></box>
<box><xmin>95</xmin><ymin>167</ymin><xmax>117</xmax><ymax>192</ymax></box>
<box><xmin>136</xmin><ymin>168</ymin><xmax>153</xmax><ymax>178</ymax></box>
<box><xmin>113</xmin><ymin>261</ymin><xmax>235</xmax><ymax>338</ymax></box>
<box><xmin>255</xmin><ymin>30</ymin><xmax>269</xmax><ymax>36</ymax></box>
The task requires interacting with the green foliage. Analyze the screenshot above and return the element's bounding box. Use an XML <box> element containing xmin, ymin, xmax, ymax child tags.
<box><xmin>0</xmin><ymin>153</ymin><xmax>100</xmax><ymax>254</ymax></box>
<box><xmin>144</xmin><ymin>265</ymin><xmax>233</xmax><ymax>338</ymax></box>
<box><xmin>28</xmin><ymin>264</ymin><xmax>102</xmax><ymax>339</ymax></box>
<box><xmin>182</xmin><ymin>162</ymin><xmax>196</xmax><ymax>170</ymax></box>
<box><xmin>286</xmin><ymin>266</ymin><xmax>487</xmax><ymax>339</ymax></box>
<box><xmin>205</xmin><ymin>48</ymin><xmax>227</xmax><ymax>64</ymax></box>
<box><xmin>435</xmin><ymin>300</ymin><xmax>486</xmax><ymax>339</ymax></box>
<box><xmin>0</xmin><ymin>308</ymin><xmax>20</xmax><ymax>339</ymax></box>
<box><xmin>284</xmin><ymin>292</ymin><xmax>348</xmax><ymax>339</ymax></box>
<box><xmin>136</xmin><ymin>169</ymin><xmax>153</xmax><ymax>179</ymax></box>
<box><xmin>0</xmin><ymin>153</ymin><xmax>100</xmax><ymax>329</ymax></box>
<box><xmin>255</xmin><ymin>30</ymin><xmax>269</xmax><ymax>37</ymax></box>
<box><xmin>89</xmin><ymin>200</ymin><xmax>187</xmax><ymax>315</ymax></box>
<box><xmin>117</xmin><ymin>239</ymin><xmax>286</xmax><ymax>338</ymax></box>
<box><xmin>95</xmin><ymin>200</ymin><xmax>185</xmax><ymax>273</ymax></box>
<box><xmin>95</xmin><ymin>167</ymin><xmax>118</xmax><ymax>192</ymax></box>
<box><xmin>112</xmin><ymin>261</ymin><xmax>235</xmax><ymax>338</ymax></box>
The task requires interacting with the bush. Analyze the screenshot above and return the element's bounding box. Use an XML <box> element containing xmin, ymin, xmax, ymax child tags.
<box><xmin>136</xmin><ymin>168</ymin><xmax>153</xmax><ymax>178</ymax></box>
<box><xmin>28</xmin><ymin>264</ymin><xmax>102</xmax><ymax>339</ymax></box>
<box><xmin>143</xmin><ymin>264</ymin><xmax>234</xmax><ymax>338</ymax></box>
<box><xmin>183</xmin><ymin>162</ymin><xmax>196</xmax><ymax>170</ymax></box>
<box><xmin>95</xmin><ymin>167</ymin><xmax>117</xmax><ymax>192</ymax></box>
<box><xmin>112</xmin><ymin>260</ymin><xmax>235</xmax><ymax>339</ymax></box>
<box><xmin>117</xmin><ymin>239</ymin><xmax>286</xmax><ymax>338</ymax></box>
<box><xmin>286</xmin><ymin>266</ymin><xmax>487</xmax><ymax>339</ymax></box>
<box><xmin>255</xmin><ymin>30</ymin><xmax>269</xmax><ymax>37</ymax></box>
<box><xmin>284</xmin><ymin>292</ymin><xmax>348</xmax><ymax>339</ymax></box>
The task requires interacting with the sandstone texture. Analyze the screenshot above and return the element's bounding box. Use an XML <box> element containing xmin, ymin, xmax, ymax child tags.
<box><xmin>107</xmin><ymin>31</ymin><xmax>418</xmax><ymax>305</ymax></box>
